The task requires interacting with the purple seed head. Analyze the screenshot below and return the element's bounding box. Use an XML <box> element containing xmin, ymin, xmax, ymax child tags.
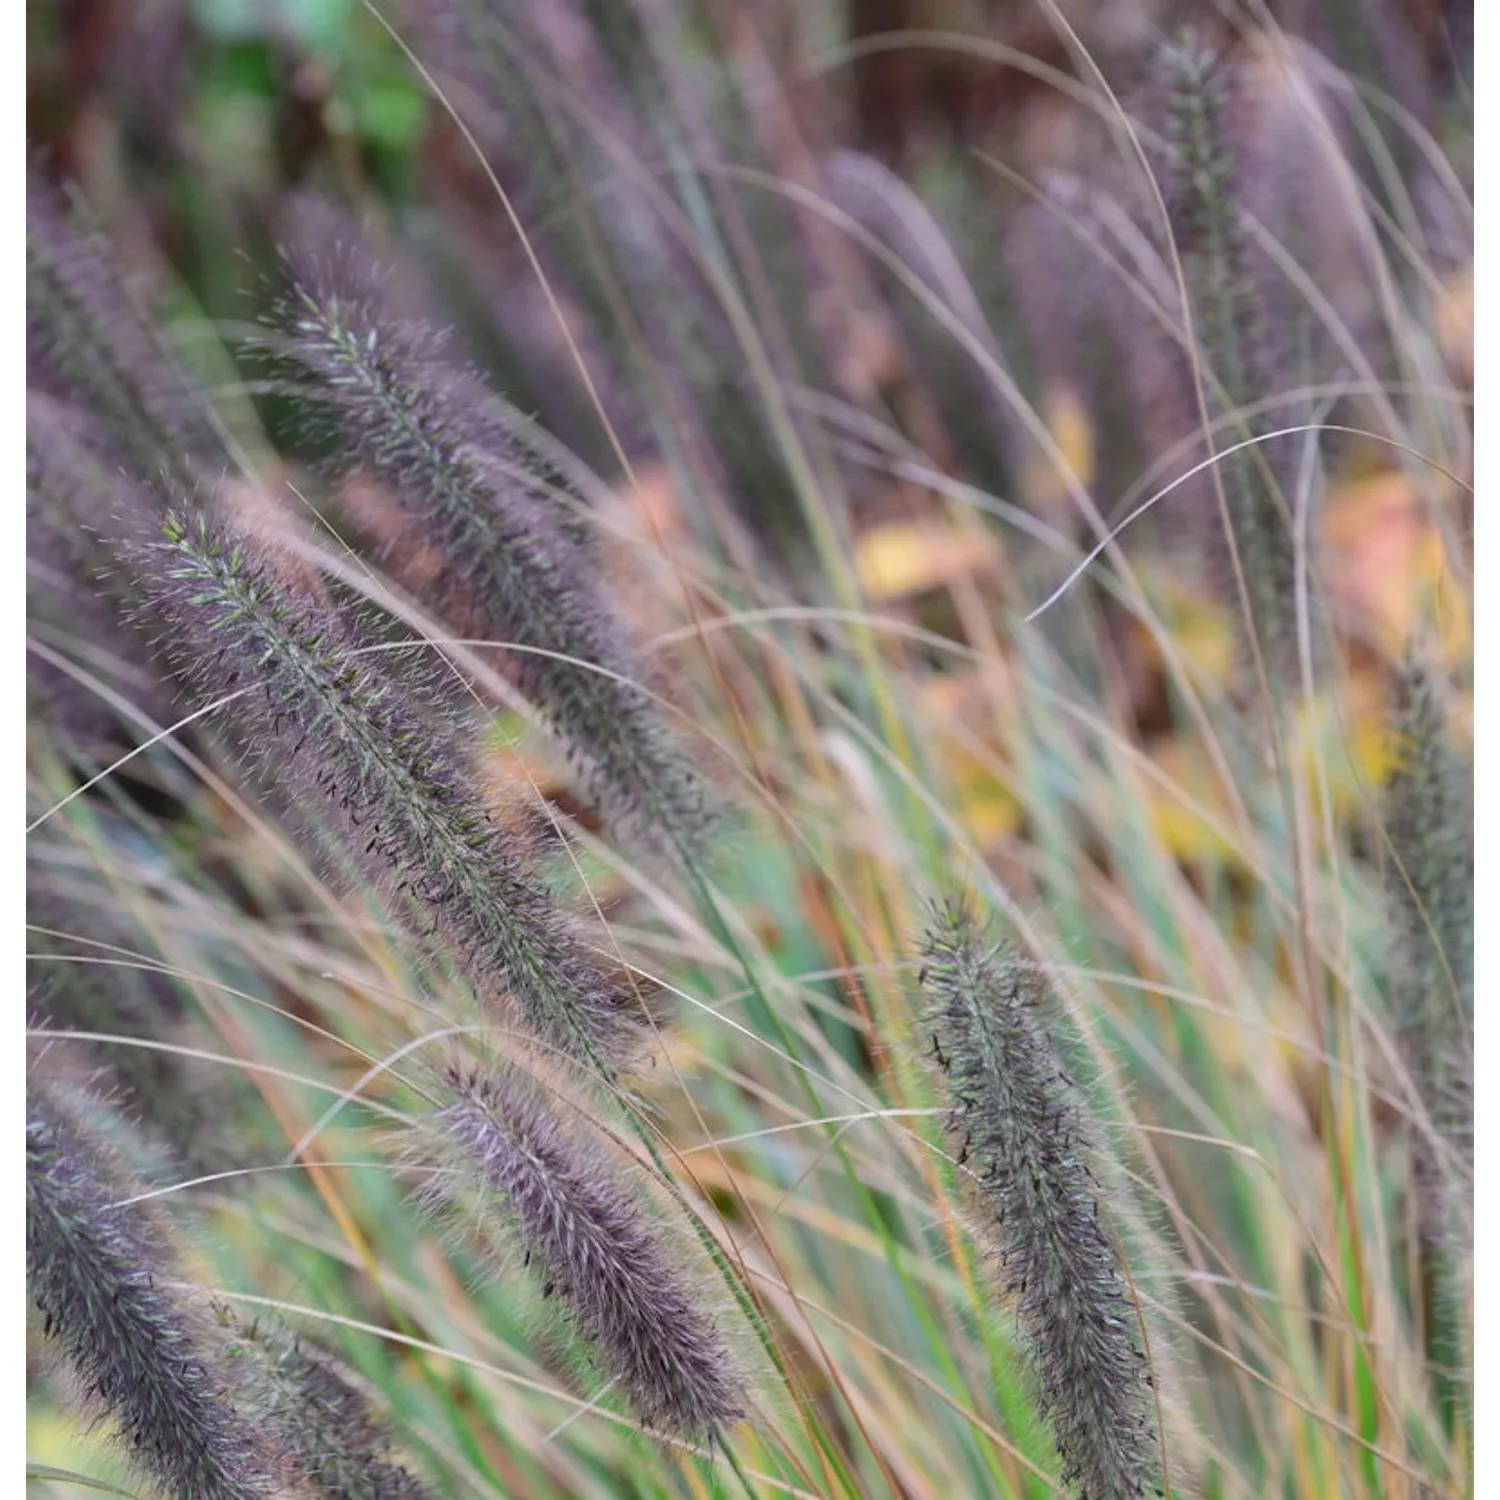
<box><xmin>133</xmin><ymin>506</ymin><xmax>647</xmax><ymax>1075</ymax></box>
<box><xmin>267</xmin><ymin>190</ymin><xmax>717</xmax><ymax>858</ymax></box>
<box><xmin>26</xmin><ymin>1083</ymin><xmax>275</xmax><ymax>1500</ymax></box>
<box><xmin>268</xmin><ymin>237</ymin><xmax>714</xmax><ymax>858</ymax></box>
<box><xmin>27</xmin><ymin>169</ymin><xmax>218</xmax><ymax>486</ymax></box>
<box><xmin>417</xmin><ymin>1062</ymin><xmax>747</xmax><ymax>1442</ymax></box>
<box><xmin>920</xmin><ymin>901</ymin><xmax>1161</xmax><ymax>1499</ymax></box>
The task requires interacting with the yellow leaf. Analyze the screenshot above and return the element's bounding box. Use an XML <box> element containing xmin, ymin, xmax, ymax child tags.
<box><xmin>1144</xmin><ymin>739</ymin><xmax>1238</xmax><ymax>866</ymax></box>
<box><xmin>1290</xmin><ymin>677</ymin><xmax>1395</xmax><ymax>820</ymax></box>
<box><xmin>1321</xmin><ymin>468</ymin><xmax>1470</xmax><ymax>664</ymax></box>
<box><xmin>1045</xmin><ymin>380</ymin><xmax>1095</xmax><ymax>488</ymax></box>
<box><xmin>854</xmin><ymin>520</ymin><xmax>1000</xmax><ymax>604</ymax></box>
<box><xmin>946</xmin><ymin>748</ymin><xmax>1021</xmax><ymax>845</ymax></box>
<box><xmin>1133</xmin><ymin>558</ymin><xmax>1237</xmax><ymax>683</ymax></box>
<box><xmin>1020</xmin><ymin>380</ymin><xmax>1096</xmax><ymax>514</ymax></box>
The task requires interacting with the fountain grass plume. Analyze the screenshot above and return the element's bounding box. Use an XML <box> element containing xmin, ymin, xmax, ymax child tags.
<box><xmin>231</xmin><ymin>1321</ymin><xmax>436</xmax><ymax>1499</ymax></box>
<box><xmin>919</xmin><ymin>900</ymin><xmax>1162</xmax><ymax>1500</ymax></box>
<box><xmin>1382</xmin><ymin>649</ymin><xmax>1474</xmax><ymax>1437</ymax></box>
<box><xmin>26</xmin><ymin>1082</ymin><xmax>275</xmax><ymax>1500</ymax></box>
<box><xmin>26</xmin><ymin>169</ymin><xmax>216</xmax><ymax>487</ymax></box>
<box><xmin>134</xmin><ymin>506</ymin><xmax>647</xmax><ymax>1076</ymax></box>
<box><xmin>27</xmin><ymin>395</ymin><xmax>187</xmax><ymax>743</ymax></box>
<box><xmin>1382</xmin><ymin>655</ymin><xmax>1472</xmax><ymax>1220</ymax></box>
<box><xmin>268</xmin><ymin>250</ymin><xmax>715</xmax><ymax>859</ymax></box>
<box><xmin>1163</xmin><ymin>33</ymin><xmax>1301</xmax><ymax>686</ymax></box>
<box><xmin>414</xmin><ymin>1060</ymin><xmax>748</xmax><ymax>1443</ymax></box>
<box><xmin>271</xmin><ymin>192</ymin><xmax>602</xmax><ymax>562</ymax></box>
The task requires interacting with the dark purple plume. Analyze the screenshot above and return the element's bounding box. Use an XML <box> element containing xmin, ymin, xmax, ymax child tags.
<box><xmin>26</xmin><ymin>1083</ymin><xmax>276</xmax><ymax>1500</ymax></box>
<box><xmin>418</xmin><ymin>1063</ymin><xmax>747</xmax><ymax>1442</ymax></box>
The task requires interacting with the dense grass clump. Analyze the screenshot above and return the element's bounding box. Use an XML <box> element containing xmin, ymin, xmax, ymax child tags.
<box><xmin>25</xmin><ymin>4</ymin><xmax>1471</xmax><ymax>1497</ymax></box>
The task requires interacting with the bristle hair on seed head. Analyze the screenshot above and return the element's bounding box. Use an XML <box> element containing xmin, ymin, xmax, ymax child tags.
<box><xmin>919</xmin><ymin>900</ymin><xmax>1162</xmax><ymax>1500</ymax></box>
<box><xmin>1384</xmin><ymin>654</ymin><xmax>1473</xmax><ymax>1024</ymax></box>
<box><xmin>413</xmin><ymin>1062</ymin><xmax>747</xmax><ymax>1443</ymax></box>
<box><xmin>133</xmin><ymin>505</ymin><xmax>648</xmax><ymax>1076</ymax></box>
<box><xmin>270</xmin><ymin>218</ymin><xmax>601</xmax><ymax>563</ymax></box>
<box><xmin>26</xmin><ymin>1082</ymin><xmax>275</xmax><ymax>1500</ymax></box>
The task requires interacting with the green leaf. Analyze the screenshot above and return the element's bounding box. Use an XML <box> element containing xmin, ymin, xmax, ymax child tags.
<box><xmin>26</xmin><ymin>1465</ymin><xmax>141</xmax><ymax>1498</ymax></box>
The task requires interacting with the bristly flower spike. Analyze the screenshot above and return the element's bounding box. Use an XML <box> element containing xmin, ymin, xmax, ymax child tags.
<box><xmin>271</xmin><ymin>259</ymin><xmax>714</xmax><ymax>859</ymax></box>
<box><xmin>1382</xmin><ymin>654</ymin><xmax>1473</xmax><ymax>1225</ymax></box>
<box><xmin>1381</xmin><ymin>651</ymin><xmax>1473</xmax><ymax>1420</ymax></box>
<box><xmin>26</xmin><ymin>1083</ymin><xmax>275</xmax><ymax>1500</ymax></box>
<box><xmin>919</xmin><ymin>901</ymin><xmax>1162</xmax><ymax>1500</ymax></box>
<box><xmin>416</xmin><ymin>1063</ymin><xmax>747</xmax><ymax>1444</ymax></box>
<box><xmin>232</xmin><ymin>1322</ymin><xmax>437</xmax><ymax>1499</ymax></box>
<box><xmin>1163</xmin><ymin>33</ymin><xmax>1301</xmax><ymax>685</ymax></box>
<box><xmin>27</xmin><ymin>170</ymin><xmax>218</xmax><ymax>487</ymax></box>
<box><xmin>135</xmin><ymin>507</ymin><xmax>644</xmax><ymax>1075</ymax></box>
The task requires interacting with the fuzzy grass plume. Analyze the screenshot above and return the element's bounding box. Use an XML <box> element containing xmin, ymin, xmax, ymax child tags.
<box><xmin>135</xmin><ymin>507</ymin><xmax>644</xmax><ymax>1074</ymax></box>
<box><xmin>232</xmin><ymin>1321</ymin><xmax>436</xmax><ymax>1499</ymax></box>
<box><xmin>1379</xmin><ymin>648</ymin><xmax>1474</xmax><ymax>1441</ymax></box>
<box><xmin>27</xmin><ymin>170</ymin><xmax>216</xmax><ymax>486</ymax></box>
<box><xmin>919</xmin><ymin>902</ymin><xmax>1161</xmax><ymax>1500</ymax></box>
<box><xmin>1163</xmin><ymin>34</ymin><xmax>1302</xmax><ymax>685</ymax></box>
<box><xmin>416</xmin><ymin>1062</ymin><xmax>747</xmax><ymax>1444</ymax></box>
<box><xmin>270</xmin><ymin>255</ymin><xmax>714</xmax><ymax>858</ymax></box>
<box><xmin>26</xmin><ymin>1083</ymin><xmax>274</xmax><ymax>1500</ymax></box>
<box><xmin>1383</xmin><ymin>656</ymin><xmax>1473</xmax><ymax>1068</ymax></box>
